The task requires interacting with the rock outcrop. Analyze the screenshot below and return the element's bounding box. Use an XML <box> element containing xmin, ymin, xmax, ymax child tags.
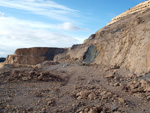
<box><xmin>5</xmin><ymin>47</ymin><xmax>67</xmax><ymax>65</ymax></box>
<box><xmin>108</xmin><ymin>0</ymin><xmax>150</xmax><ymax>25</ymax></box>
<box><xmin>55</xmin><ymin>4</ymin><xmax>150</xmax><ymax>75</ymax></box>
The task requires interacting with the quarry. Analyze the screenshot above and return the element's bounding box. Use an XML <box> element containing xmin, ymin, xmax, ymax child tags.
<box><xmin>1</xmin><ymin>1</ymin><xmax>150</xmax><ymax>113</ymax></box>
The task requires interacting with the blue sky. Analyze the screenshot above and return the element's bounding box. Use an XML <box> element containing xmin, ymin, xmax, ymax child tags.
<box><xmin>0</xmin><ymin>0</ymin><xmax>146</xmax><ymax>57</ymax></box>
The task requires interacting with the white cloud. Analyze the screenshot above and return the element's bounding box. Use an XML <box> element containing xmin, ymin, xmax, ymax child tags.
<box><xmin>0</xmin><ymin>14</ymin><xmax>83</xmax><ymax>57</ymax></box>
<box><xmin>0</xmin><ymin>0</ymin><xmax>78</xmax><ymax>21</ymax></box>
<box><xmin>58</xmin><ymin>22</ymin><xmax>88</xmax><ymax>31</ymax></box>
<box><xmin>0</xmin><ymin>0</ymin><xmax>89</xmax><ymax>57</ymax></box>
<box><xmin>0</xmin><ymin>12</ymin><xmax>4</xmax><ymax>17</ymax></box>
<box><xmin>0</xmin><ymin>16</ymin><xmax>87</xmax><ymax>31</ymax></box>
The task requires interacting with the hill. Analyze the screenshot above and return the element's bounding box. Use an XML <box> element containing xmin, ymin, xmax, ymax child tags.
<box><xmin>55</xmin><ymin>1</ymin><xmax>150</xmax><ymax>75</ymax></box>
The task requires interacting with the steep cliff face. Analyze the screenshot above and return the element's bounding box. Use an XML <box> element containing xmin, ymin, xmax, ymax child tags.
<box><xmin>14</xmin><ymin>47</ymin><xmax>67</xmax><ymax>60</ymax></box>
<box><xmin>108</xmin><ymin>0</ymin><xmax>150</xmax><ymax>25</ymax></box>
<box><xmin>90</xmin><ymin>8</ymin><xmax>150</xmax><ymax>75</ymax></box>
<box><xmin>56</xmin><ymin>8</ymin><xmax>150</xmax><ymax>75</ymax></box>
<box><xmin>5</xmin><ymin>47</ymin><xmax>67</xmax><ymax>65</ymax></box>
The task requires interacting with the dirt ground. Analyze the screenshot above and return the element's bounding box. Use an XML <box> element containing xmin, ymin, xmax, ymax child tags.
<box><xmin>1</xmin><ymin>62</ymin><xmax>150</xmax><ymax>113</ymax></box>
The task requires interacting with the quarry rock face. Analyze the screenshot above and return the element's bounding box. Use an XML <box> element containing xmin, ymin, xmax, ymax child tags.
<box><xmin>108</xmin><ymin>0</ymin><xmax>150</xmax><ymax>25</ymax></box>
<box><xmin>54</xmin><ymin>44</ymin><xmax>89</xmax><ymax>62</ymax></box>
<box><xmin>56</xmin><ymin>4</ymin><xmax>150</xmax><ymax>75</ymax></box>
<box><xmin>88</xmin><ymin>8</ymin><xmax>150</xmax><ymax>75</ymax></box>
<box><xmin>5</xmin><ymin>47</ymin><xmax>67</xmax><ymax>65</ymax></box>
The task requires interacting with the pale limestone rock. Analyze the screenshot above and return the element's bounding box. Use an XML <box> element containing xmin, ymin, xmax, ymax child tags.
<box><xmin>108</xmin><ymin>1</ymin><xmax>150</xmax><ymax>25</ymax></box>
<box><xmin>145</xmin><ymin>86</ymin><xmax>150</xmax><ymax>92</ymax></box>
<box><xmin>118</xmin><ymin>98</ymin><xmax>125</xmax><ymax>103</ymax></box>
<box><xmin>140</xmin><ymin>79</ymin><xmax>147</xmax><ymax>88</ymax></box>
<box><xmin>76</xmin><ymin>90</ymin><xmax>90</xmax><ymax>99</ymax></box>
<box><xmin>22</xmin><ymin>77</ymin><xmax>28</xmax><ymax>81</ymax></box>
<box><xmin>88</xmin><ymin>92</ymin><xmax>96</xmax><ymax>100</ymax></box>
<box><xmin>88</xmin><ymin>108</ymin><xmax>97</xmax><ymax>113</ymax></box>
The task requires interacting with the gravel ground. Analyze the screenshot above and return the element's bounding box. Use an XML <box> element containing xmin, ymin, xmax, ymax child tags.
<box><xmin>0</xmin><ymin>62</ymin><xmax>150</xmax><ymax>113</ymax></box>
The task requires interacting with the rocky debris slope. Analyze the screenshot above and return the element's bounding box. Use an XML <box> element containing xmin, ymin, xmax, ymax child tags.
<box><xmin>1</xmin><ymin>62</ymin><xmax>150</xmax><ymax>112</ymax></box>
<box><xmin>5</xmin><ymin>47</ymin><xmax>67</xmax><ymax>65</ymax></box>
<box><xmin>56</xmin><ymin>8</ymin><xmax>150</xmax><ymax>75</ymax></box>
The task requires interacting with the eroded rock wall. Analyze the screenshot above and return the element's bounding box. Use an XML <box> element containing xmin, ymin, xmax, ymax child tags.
<box><xmin>5</xmin><ymin>47</ymin><xmax>68</xmax><ymax>65</ymax></box>
<box><xmin>108</xmin><ymin>0</ymin><xmax>150</xmax><ymax>25</ymax></box>
<box><xmin>54</xmin><ymin>44</ymin><xmax>89</xmax><ymax>62</ymax></box>
<box><xmin>90</xmin><ymin>8</ymin><xmax>150</xmax><ymax>74</ymax></box>
<box><xmin>57</xmin><ymin>8</ymin><xmax>150</xmax><ymax>75</ymax></box>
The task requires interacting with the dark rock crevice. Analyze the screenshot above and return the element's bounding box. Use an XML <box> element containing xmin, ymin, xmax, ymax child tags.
<box><xmin>82</xmin><ymin>45</ymin><xmax>99</xmax><ymax>64</ymax></box>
